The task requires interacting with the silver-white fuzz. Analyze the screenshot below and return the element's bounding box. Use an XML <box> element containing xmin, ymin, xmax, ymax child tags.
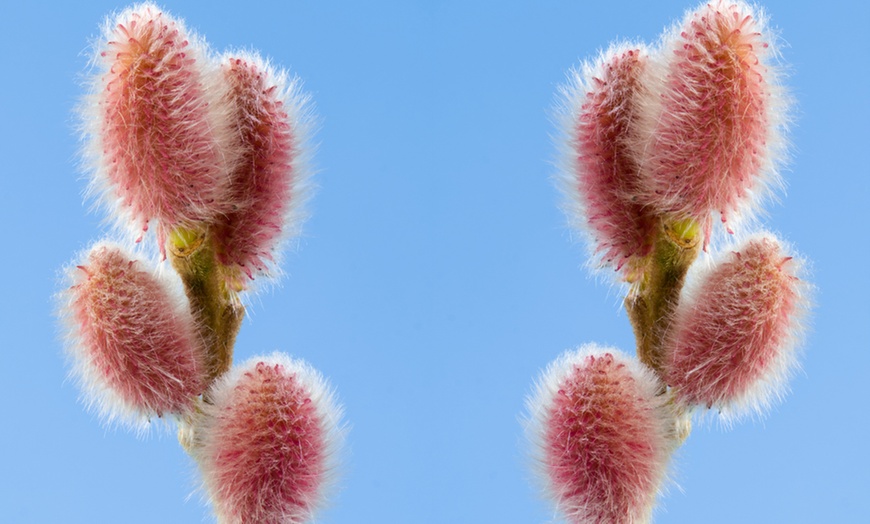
<box><xmin>524</xmin><ymin>344</ymin><xmax>673</xmax><ymax>524</ymax></box>
<box><xmin>669</xmin><ymin>231</ymin><xmax>811</xmax><ymax>425</ymax></box>
<box><xmin>59</xmin><ymin>240</ymin><xmax>199</xmax><ymax>433</ymax></box>
<box><xmin>218</xmin><ymin>49</ymin><xmax>316</xmax><ymax>288</ymax></box>
<box><xmin>554</xmin><ymin>41</ymin><xmax>653</xmax><ymax>281</ymax></box>
<box><xmin>631</xmin><ymin>0</ymin><xmax>791</xmax><ymax>245</ymax></box>
<box><xmin>78</xmin><ymin>2</ymin><xmax>240</xmax><ymax>247</ymax></box>
<box><xmin>194</xmin><ymin>352</ymin><xmax>345</xmax><ymax>523</ymax></box>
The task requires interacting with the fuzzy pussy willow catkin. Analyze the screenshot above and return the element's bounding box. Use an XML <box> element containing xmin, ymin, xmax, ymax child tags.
<box><xmin>88</xmin><ymin>3</ymin><xmax>235</xmax><ymax>245</ymax></box>
<box><xmin>65</xmin><ymin>242</ymin><xmax>206</xmax><ymax>425</ymax></box>
<box><xmin>196</xmin><ymin>354</ymin><xmax>342</xmax><ymax>524</ymax></box>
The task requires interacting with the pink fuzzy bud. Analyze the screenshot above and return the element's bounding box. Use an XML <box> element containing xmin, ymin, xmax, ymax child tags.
<box><xmin>86</xmin><ymin>3</ymin><xmax>235</xmax><ymax>247</ymax></box>
<box><xmin>196</xmin><ymin>354</ymin><xmax>342</xmax><ymax>524</ymax></box>
<box><xmin>636</xmin><ymin>1</ymin><xmax>786</xmax><ymax>244</ymax></box>
<box><xmin>212</xmin><ymin>53</ymin><xmax>311</xmax><ymax>288</ymax></box>
<box><xmin>561</xmin><ymin>44</ymin><xmax>659</xmax><ymax>280</ymax></box>
<box><xmin>526</xmin><ymin>345</ymin><xmax>671</xmax><ymax>524</ymax></box>
<box><xmin>62</xmin><ymin>241</ymin><xmax>206</xmax><ymax>425</ymax></box>
<box><xmin>663</xmin><ymin>233</ymin><xmax>808</xmax><ymax>418</ymax></box>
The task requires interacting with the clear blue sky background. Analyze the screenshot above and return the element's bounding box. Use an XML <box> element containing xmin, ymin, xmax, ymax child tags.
<box><xmin>1</xmin><ymin>1</ymin><xmax>867</xmax><ymax>522</ymax></box>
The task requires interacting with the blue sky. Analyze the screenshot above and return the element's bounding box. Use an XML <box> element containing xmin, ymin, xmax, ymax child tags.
<box><xmin>1</xmin><ymin>1</ymin><xmax>867</xmax><ymax>522</ymax></box>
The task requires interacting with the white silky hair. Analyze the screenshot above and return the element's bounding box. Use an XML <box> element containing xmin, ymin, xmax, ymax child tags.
<box><xmin>523</xmin><ymin>343</ymin><xmax>673</xmax><ymax>523</ymax></box>
<box><xmin>77</xmin><ymin>2</ymin><xmax>241</xmax><ymax>252</ymax></box>
<box><xmin>216</xmin><ymin>48</ymin><xmax>318</xmax><ymax>295</ymax></box>
<box><xmin>669</xmin><ymin>230</ymin><xmax>812</xmax><ymax>426</ymax></box>
<box><xmin>630</xmin><ymin>0</ymin><xmax>792</xmax><ymax>248</ymax></box>
<box><xmin>58</xmin><ymin>238</ymin><xmax>202</xmax><ymax>435</ymax></box>
<box><xmin>194</xmin><ymin>352</ymin><xmax>346</xmax><ymax>523</ymax></box>
<box><xmin>552</xmin><ymin>41</ymin><xmax>652</xmax><ymax>290</ymax></box>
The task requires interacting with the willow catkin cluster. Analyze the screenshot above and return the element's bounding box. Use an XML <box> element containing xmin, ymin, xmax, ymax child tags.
<box><xmin>531</xmin><ymin>2</ymin><xmax>810</xmax><ymax>523</ymax></box>
<box><xmin>561</xmin><ymin>0</ymin><xmax>787</xmax><ymax>270</ymax></box>
<box><xmin>61</xmin><ymin>4</ymin><xmax>341</xmax><ymax>523</ymax></box>
<box><xmin>83</xmin><ymin>3</ymin><xmax>310</xmax><ymax>287</ymax></box>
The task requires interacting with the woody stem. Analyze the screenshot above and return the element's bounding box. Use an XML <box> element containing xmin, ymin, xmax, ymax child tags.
<box><xmin>625</xmin><ymin>219</ymin><xmax>700</xmax><ymax>381</ymax></box>
<box><xmin>167</xmin><ymin>228</ymin><xmax>245</xmax><ymax>401</ymax></box>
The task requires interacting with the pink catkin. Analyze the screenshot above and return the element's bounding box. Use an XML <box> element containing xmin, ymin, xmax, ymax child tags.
<box><xmin>664</xmin><ymin>233</ymin><xmax>806</xmax><ymax>418</ymax></box>
<box><xmin>212</xmin><ymin>53</ymin><xmax>304</xmax><ymax>288</ymax></box>
<box><xmin>567</xmin><ymin>45</ymin><xmax>658</xmax><ymax>281</ymax></box>
<box><xmin>94</xmin><ymin>4</ymin><xmax>232</xmax><ymax>247</ymax></box>
<box><xmin>197</xmin><ymin>354</ymin><xmax>341</xmax><ymax>524</ymax></box>
<box><xmin>65</xmin><ymin>242</ymin><xmax>205</xmax><ymax>423</ymax></box>
<box><xmin>528</xmin><ymin>346</ymin><xmax>671</xmax><ymax>524</ymax></box>
<box><xmin>638</xmin><ymin>1</ymin><xmax>779</xmax><ymax>245</ymax></box>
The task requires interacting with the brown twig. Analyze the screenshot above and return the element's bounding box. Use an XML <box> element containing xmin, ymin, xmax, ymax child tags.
<box><xmin>168</xmin><ymin>228</ymin><xmax>245</xmax><ymax>401</ymax></box>
<box><xmin>625</xmin><ymin>219</ymin><xmax>700</xmax><ymax>381</ymax></box>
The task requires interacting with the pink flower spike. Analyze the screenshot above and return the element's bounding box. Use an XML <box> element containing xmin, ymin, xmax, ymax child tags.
<box><xmin>212</xmin><ymin>52</ymin><xmax>312</xmax><ymax>289</ymax></box>
<box><xmin>560</xmin><ymin>43</ymin><xmax>659</xmax><ymax>280</ymax></box>
<box><xmin>84</xmin><ymin>3</ymin><xmax>236</xmax><ymax>249</ymax></box>
<box><xmin>526</xmin><ymin>345</ymin><xmax>672</xmax><ymax>524</ymax></box>
<box><xmin>196</xmin><ymin>353</ymin><xmax>343</xmax><ymax>524</ymax></box>
<box><xmin>61</xmin><ymin>241</ymin><xmax>206</xmax><ymax>427</ymax></box>
<box><xmin>663</xmin><ymin>232</ymin><xmax>809</xmax><ymax>420</ymax></box>
<box><xmin>636</xmin><ymin>1</ymin><xmax>788</xmax><ymax>246</ymax></box>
